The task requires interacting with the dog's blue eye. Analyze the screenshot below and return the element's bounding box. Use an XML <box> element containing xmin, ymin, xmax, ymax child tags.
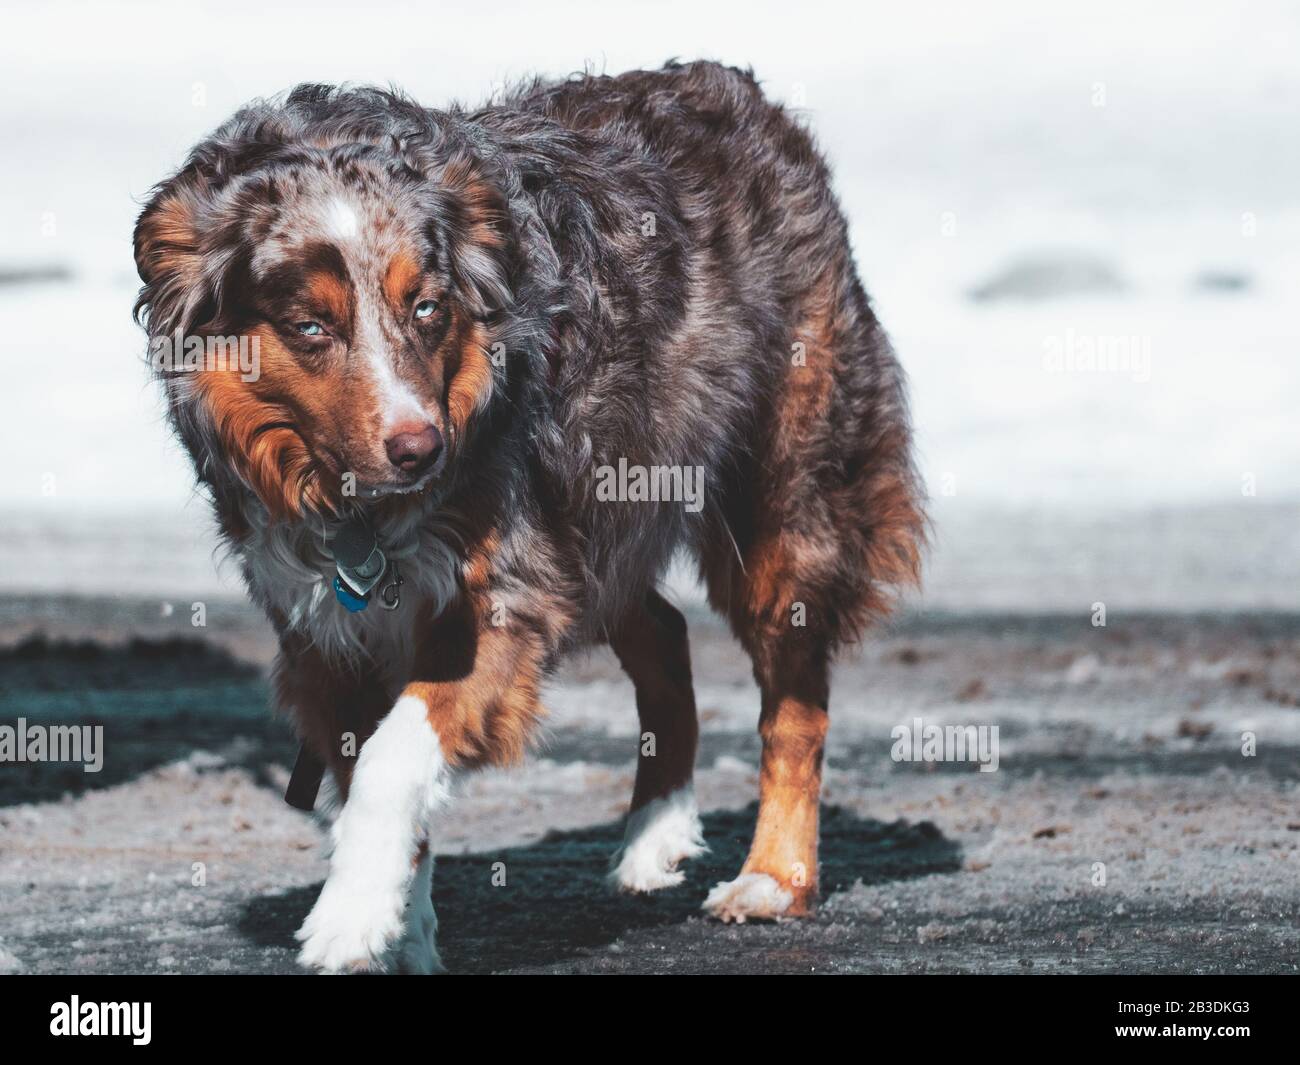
<box><xmin>296</xmin><ymin>321</ymin><xmax>324</xmax><ymax>336</ymax></box>
<box><xmin>414</xmin><ymin>300</ymin><xmax>438</xmax><ymax>320</ymax></box>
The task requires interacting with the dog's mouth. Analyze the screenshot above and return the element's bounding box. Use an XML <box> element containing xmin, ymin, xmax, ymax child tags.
<box><xmin>360</xmin><ymin>475</ymin><xmax>435</xmax><ymax>499</ymax></box>
<box><xmin>355</xmin><ymin>456</ymin><xmax>446</xmax><ymax>499</ymax></box>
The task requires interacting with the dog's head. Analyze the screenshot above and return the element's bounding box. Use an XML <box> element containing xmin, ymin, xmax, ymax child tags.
<box><xmin>134</xmin><ymin>87</ymin><xmax>515</xmax><ymax>521</ymax></box>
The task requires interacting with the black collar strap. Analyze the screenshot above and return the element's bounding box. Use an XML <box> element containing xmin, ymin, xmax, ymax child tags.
<box><xmin>330</xmin><ymin>516</ymin><xmax>402</xmax><ymax>612</ymax></box>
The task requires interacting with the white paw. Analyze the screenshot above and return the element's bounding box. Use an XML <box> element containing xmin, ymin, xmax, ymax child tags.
<box><xmin>296</xmin><ymin>871</ymin><xmax>409</xmax><ymax>973</ymax></box>
<box><xmin>395</xmin><ymin>853</ymin><xmax>444</xmax><ymax>975</ymax></box>
<box><xmin>395</xmin><ymin>911</ymin><xmax>443</xmax><ymax>975</ymax></box>
<box><xmin>702</xmin><ymin>873</ymin><xmax>793</xmax><ymax>923</ymax></box>
<box><xmin>297</xmin><ymin>695</ymin><xmax>453</xmax><ymax>974</ymax></box>
<box><xmin>608</xmin><ymin>787</ymin><xmax>707</xmax><ymax>893</ymax></box>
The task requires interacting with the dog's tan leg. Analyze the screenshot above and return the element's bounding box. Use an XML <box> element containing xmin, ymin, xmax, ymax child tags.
<box><xmin>704</xmin><ymin>636</ymin><xmax>828</xmax><ymax>921</ymax></box>
<box><xmin>606</xmin><ymin>589</ymin><xmax>705</xmax><ymax>892</ymax></box>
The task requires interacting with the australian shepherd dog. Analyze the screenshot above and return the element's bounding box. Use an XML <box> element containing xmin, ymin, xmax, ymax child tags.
<box><xmin>133</xmin><ymin>60</ymin><xmax>925</xmax><ymax>972</ymax></box>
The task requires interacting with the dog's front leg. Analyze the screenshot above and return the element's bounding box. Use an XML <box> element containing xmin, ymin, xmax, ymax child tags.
<box><xmin>296</xmin><ymin>600</ymin><xmax>553</xmax><ymax>974</ymax></box>
<box><xmin>296</xmin><ymin>692</ymin><xmax>451</xmax><ymax>973</ymax></box>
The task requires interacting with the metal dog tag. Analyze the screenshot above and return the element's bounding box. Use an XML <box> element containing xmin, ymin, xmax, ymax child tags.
<box><xmin>332</xmin><ymin>517</ymin><xmax>388</xmax><ymax>611</ymax></box>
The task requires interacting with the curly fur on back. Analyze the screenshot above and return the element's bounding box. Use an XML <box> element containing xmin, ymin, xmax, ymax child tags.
<box><xmin>133</xmin><ymin>60</ymin><xmax>925</xmax><ymax>668</ymax></box>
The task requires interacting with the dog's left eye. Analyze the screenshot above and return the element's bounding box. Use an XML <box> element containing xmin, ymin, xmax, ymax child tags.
<box><xmin>413</xmin><ymin>300</ymin><xmax>438</xmax><ymax>320</ymax></box>
<box><xmin>296</xmin><ymin>321</ymin><xmax>325</xmax><ymax>336</ymax></box>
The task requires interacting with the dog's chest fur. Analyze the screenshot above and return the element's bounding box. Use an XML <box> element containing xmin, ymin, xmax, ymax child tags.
<box><xmin>238</xmin><ymin>499</ymin><xmax>462</xmax><ymax>684</ymax></box>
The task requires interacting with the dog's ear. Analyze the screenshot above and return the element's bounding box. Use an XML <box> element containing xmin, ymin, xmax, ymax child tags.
<box><xmin>392</xmin><ymin>131</ymin><xmax>517</xmax><ymax>319</ymax></box>
<box><xmin>133</xmin><ymin>175</ymin><xmax>214</xmax><ymax>339</ymax></box>
<box><xmin>433</xmin><ymin>151</ymin><xmax>515</xmax><ymax>317</ymax></box>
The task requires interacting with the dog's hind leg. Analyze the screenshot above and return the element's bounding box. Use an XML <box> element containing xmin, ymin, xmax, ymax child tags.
<box><xmin>699</xmin><ymin>263</ymin><xmax>923</xmax><ymax>921</ymax></box>
<box><xmin>606</xmin><ymin>589</ymin><xmax>706</xmax><ymax>892</ymax></box>
<box><xmin>703</xmin><ymin>627</ymin><xmax>829</xmax><ymax>921</ymax></box>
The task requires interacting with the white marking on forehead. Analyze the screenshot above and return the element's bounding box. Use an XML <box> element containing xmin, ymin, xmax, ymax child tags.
<box><xmin>323</xmin><ymin>197</ymin><xmax>360</xmax><ymax>241</ymax></box>
<box><xmin>354</xmin><ymin>288</ymin><xmax>428</xmax><ymax>432</ymax></box>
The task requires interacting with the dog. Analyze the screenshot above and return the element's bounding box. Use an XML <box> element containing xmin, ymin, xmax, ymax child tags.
<box><xmin>133</xmin><ymin>60</ymin><xmax>925</xmax><ymax>973</ymax></box>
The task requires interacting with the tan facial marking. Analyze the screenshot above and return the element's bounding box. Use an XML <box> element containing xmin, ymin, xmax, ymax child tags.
<box><xmin>195</xmin><ymin>326</ymin><xmax>324</xmax><ymax>520</ymax></box>
<box><xmin>305</xmin><ymin>270</ymin><xmax>355</xmax><ymax>328</ymax></box>
<box><xmin>383</xmin><ymin>251</ymin><xmax>423</xmax><ymax>313</ymax></box>
<box><xmin>445</xmin><ymin>317</ymin><xmax>494</xmax><ymax>441</ymax></box>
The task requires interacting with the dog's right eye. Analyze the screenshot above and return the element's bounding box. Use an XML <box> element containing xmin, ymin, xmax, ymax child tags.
<box><xmin>296</xmin><ymin>321</ymin><xmax>325</xmax><ymax>337</ymax></box>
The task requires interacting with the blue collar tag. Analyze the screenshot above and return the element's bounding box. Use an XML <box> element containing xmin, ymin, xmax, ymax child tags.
<box><xmin>331</xmin><ymin>517</ymin><xmax>387</xmax><ymax>612</ymax></box>
<box><xmin>333</xmin><ymin>576</ymin><xmax>371</xmax><ymax>612</ymax></box>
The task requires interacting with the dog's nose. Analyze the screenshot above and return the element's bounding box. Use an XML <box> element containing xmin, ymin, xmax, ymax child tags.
<box><xmin>384</xmin><ymin>424</ymin><xmax>442</xmax><ymax>474</ymax></box>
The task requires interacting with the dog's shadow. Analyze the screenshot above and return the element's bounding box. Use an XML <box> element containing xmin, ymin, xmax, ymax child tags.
<box><xmin>239</xmin><ymin>803</ymin><xmax>961</xmax><ymax>973</ymax></box>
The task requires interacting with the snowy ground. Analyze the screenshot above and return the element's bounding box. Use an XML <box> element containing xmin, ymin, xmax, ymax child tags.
<box><xmin>2</xmin><ymin>601</ymin><xmax>1298</xmax><ymax>975</ymax></box>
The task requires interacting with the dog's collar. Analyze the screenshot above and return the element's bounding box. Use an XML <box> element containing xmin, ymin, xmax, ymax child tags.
<box><xmin>330</xmin><ymin>515</ymin><xmax>403</xmax><ymax>612</ymax></box>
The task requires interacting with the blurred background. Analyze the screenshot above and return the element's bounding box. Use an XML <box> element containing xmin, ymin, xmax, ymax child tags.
<box><xmin>1</xmin><ymin>0</ymin><xmax>1297</xmax><ymax>610</ymax></box>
